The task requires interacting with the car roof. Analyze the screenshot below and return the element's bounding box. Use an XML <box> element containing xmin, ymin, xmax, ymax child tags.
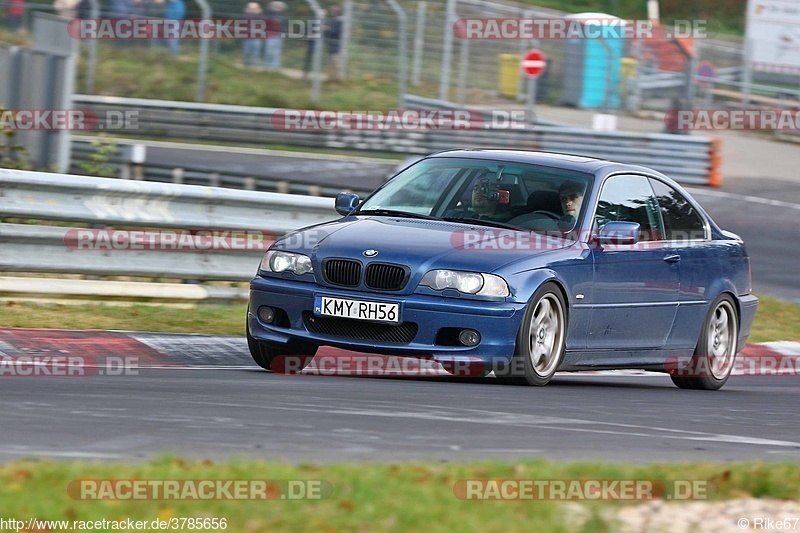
<box><xmin>426</xmin><ymin>149</ymin><xmax>651</xmax><ymax>176</ymax></box>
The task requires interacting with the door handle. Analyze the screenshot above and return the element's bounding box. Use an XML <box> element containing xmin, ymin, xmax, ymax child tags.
<box><xmin>663</xmin><ymin>254</ymin><xmax>681</xmax><ymax>263</ymax></box>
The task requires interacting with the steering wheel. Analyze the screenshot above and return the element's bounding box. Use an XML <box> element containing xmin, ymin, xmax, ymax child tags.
<box><xmin>532</xmin><ymin>210</ymin><xmax>563</xmax><ymax>221</ymax></box>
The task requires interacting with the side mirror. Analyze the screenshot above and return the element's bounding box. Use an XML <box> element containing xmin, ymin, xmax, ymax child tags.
<box><xmin>335</xmin><ymin>192</ymin><xmax>361</xmax><ymax>216</ymax></box>
<box><xmin>595</xmin><ymin>221</ymin><xmax>641</xmax><ymax>245</ymax></box>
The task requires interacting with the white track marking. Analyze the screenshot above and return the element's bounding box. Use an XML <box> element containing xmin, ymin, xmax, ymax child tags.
<box><xmin>685</xmin><ymin>187</ymin><xmax>800</xmax><ymax>211</ymax></box>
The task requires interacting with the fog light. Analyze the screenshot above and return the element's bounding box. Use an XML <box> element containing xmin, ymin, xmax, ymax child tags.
<box><xmin>458</xmin><ymin>329</ymin><xmax>480</xmax><ymax>347</ymax></box>
<box><xmin>258</xmin><ymin>306</ymin><xmax>275</xmax><ymax>324</ymax></box>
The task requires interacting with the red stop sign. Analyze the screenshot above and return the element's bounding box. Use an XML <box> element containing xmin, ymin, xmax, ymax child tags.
<box><xmin>521</xmin><ymin>50</ymin><xmax>547</xmax><ymax>78</ymax></box>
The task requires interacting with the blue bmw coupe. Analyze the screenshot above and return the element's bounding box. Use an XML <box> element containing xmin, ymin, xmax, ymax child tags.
<box><xmin>247</xmin><ymin>150</ymin><xmax>758</xmax><ymax>389</ymax></box>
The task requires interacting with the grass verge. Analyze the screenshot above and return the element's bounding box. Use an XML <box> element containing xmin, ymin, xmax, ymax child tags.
<box><xmin>748</xmin><ymin>294</ymin><xmax>800</xmax><ymax>344</ymax></box>
<box><xmin>1</xmin><ymin>294</ymin><xmax>797</xmax><ymax>342</ymax></box>
<box><xmin>0</xmin><ymin>458</ymin><xmax>798</xmax><ymax>532</ymax></box>
<box><xmin>0</xmin><ymin>300</ymin><xmax>247</xmax><ymax>335</ymax></box>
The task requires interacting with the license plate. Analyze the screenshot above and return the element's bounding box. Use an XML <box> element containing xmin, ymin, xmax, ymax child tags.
<box><xmin>314</xmin><ymin>296</ymin><xmax>400</xmax><ymax>324</ymax></box>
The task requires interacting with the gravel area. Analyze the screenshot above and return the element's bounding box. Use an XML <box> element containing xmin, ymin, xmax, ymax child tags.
<box><xmin>565</xmin><ymin>499</ymin><xmax>800</xmax><ymax>532</ymax></box>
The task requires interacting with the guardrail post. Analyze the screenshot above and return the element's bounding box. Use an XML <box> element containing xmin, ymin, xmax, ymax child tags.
<box><xmin>339</xmin><ymin>0</ymin><xmax>352</xmax><ymax>80</ymax></box>
<box><xmin>456</xmin><ymin>34</ymin><xmax>469</xmax><ymax>104</ymax></box>
<box><xmin>438</xmin><ymin>0</ymin><xmax>456</xmax><ymax>100</ymax></box>
<box><xmin>305</xmin><ymin>0</ymin><xmax>324</xmax><ymax>103</ymax></box>
<box><xmin>385</xmin><ymin>0</ymin><xmax>408</xmax><ymax>109</ymax></box>
<box><xmin>411</xmin><ymin>1</ymin><xmax>426</xmax><ymax>86</ymax></box>
<box><xmin>84</xmin><ymin>0</ymin><xmax>100</xmax><ymax>94</ymax></box>
<box><xmin>194</xmin><ymin>0</ymin><xmax>212</xmax><ymax>102</ymax></box>
<box><xmin>172</xmin><ymin>168</ymin><xmax>184</xmax><ymax>184</ymax></box>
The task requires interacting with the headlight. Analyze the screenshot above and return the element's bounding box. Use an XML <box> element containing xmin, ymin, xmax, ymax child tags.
<box><xmin>260</xmin><ymin>251</ymin><xmax>313</xmax><ymax>275</ymax></box>
<box><xmin>420</xmin><ymin>270</ymin><xmax>509</xmax><ymax>297</ymax></box>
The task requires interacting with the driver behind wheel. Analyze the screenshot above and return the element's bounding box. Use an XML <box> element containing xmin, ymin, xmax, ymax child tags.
<box><xmin>557</xmin><ymin>180</ymin><xmax>584</xmax><ymax>230</ymax></box>
<box><xmin>508</xmin><ymin>180</ymin><xmax>585</xmax><ymax>232</ymax></box>
<box><xmin>443</xmin><ymin>173</ymin><xmax>513</xmax><ymax>222</ymax></box>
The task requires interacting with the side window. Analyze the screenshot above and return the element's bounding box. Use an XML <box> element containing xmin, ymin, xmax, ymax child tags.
<box><xmin>595</xmin><ymin>175</ymin><xmax>663</xmax><ymax>241</ymax></box>
<box><xmin>649</xmin><ymin>179</ymin><xmax>706</xmax><ymax>241</ymax></box>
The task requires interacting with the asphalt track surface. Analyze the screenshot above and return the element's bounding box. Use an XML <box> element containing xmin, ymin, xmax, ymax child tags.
<box><xmin>3</xmin><ymin>367</ymin><xmax>800</xmax><ymax>463</ymax></box>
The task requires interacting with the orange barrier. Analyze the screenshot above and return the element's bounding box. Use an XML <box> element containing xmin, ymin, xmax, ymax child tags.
<box><xmin>708</xmin><ymin>137</ymin><xmax>723</xmax><ymax>187</ymax></box>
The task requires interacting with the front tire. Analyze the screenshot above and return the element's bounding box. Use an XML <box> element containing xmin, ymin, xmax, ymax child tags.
<box><xmin>247</xmin><ymin>314</ymin><xmax>316</xmax><ymax>373</ymax></box>
<box><xmin>671</xmin><ymin>295</ymin><xmax>738</xmax><ymax>390</ymax></box>
<box><xmin>496</xmin><ymin>283</ymin><xmax>567</xmax><ymax>386</ymax></box>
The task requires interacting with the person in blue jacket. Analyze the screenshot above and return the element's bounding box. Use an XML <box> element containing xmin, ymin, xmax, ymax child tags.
<box><xmin>164</xmin><ymin>0</ymin><xmax>185</xmax><ymax>58</ymax></box>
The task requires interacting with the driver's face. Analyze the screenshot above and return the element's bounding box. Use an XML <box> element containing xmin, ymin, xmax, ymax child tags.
<box><xmin>560</xmin><ymin>188</ymin><xmax>583</xmax><ymax>217</ymax></box>
<box><xmin>471</xmin><ymin>185</ymin><xmax>495</xmax><ymax>213</ymax></box>
<box><xmin>472</xmin><ymin>186</ymin><xmax>488</xmax><ymax>206</ymax></box>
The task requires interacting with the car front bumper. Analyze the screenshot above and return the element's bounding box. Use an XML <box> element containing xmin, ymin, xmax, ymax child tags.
<box><xmin>248</xmin><ymin>276</ymin><xmax>527</xmax><ymax>364</ymax></box>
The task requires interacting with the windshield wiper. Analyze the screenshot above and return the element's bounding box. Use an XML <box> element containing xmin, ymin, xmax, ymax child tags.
<box><xmin>356</xmin><ymin>209</ymin><xmax>439</xmax><ymax>220</ymax></box>
<box><xmin>440</xmin><ymin>217</ymin><xmax>522</xmax><ymax>230</ymax></box>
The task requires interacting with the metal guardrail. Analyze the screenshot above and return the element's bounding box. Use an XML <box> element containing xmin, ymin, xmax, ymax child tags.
<box><xmin>69</xmin><ymin>139</ymin><xmax>381</xmax><ymax>198</ymax></box>
<box><xmin>0</xmin><ymin>169</ymin><xmax>338</xmax><ymax>282</ymax></box>
<box><xmin>72</xmin><ymin>95</ymin><xmax>720</xmax><ymax>186</ymax></box>
<box><xmin>637</xmin><ymin>66</ymin><xmax>743</xmax><ymax>91</ymax></box>
<box><xmin>401</xmin><ymin>94</ymin><xmax>576</xmax><ymax>129</ymax></box>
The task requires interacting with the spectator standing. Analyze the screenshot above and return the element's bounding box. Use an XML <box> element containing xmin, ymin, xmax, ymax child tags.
<box><xmin>6</xmin><ymin>0</ymin><xmax>25</xmax><ymax>30</ymax></box>
<box><xmin>263</xmin><ymin>1</ymin><xmax>285</xmax><ymax>71</ymax></box>
<box><xmin>164</xmin><ymin>0</ymin><xmax>185</xmax><ymax>58</ymax></box>
<box><xmin>76</xmin><ymin>0</ymin><xmax>91</xmax><ymax>19</ymax></box>
<box><xmin>242</xmin><ymin>2</ymin><xmax>263</xmax><ymax>68</ymax></box>
<box><xmin>54</xmin><ymin>0</ymin><xmax>79</xmax><ymax>18</ymax></box>
<box><xmin>325</xmin><ymin>4</ymin><xmax>343</xmax><ymax>79</ymax></box>
<box><xmin>130</xmin><ymin>0</ymin><xmax>148</xmax><ymax>18</ymax></box>
<box><xmin>109</xmin><ymin>0</ymin><xmax>130</xmax><ymax>17</ymax></box>
<box><xmin>302</xmin><ymin>7</ymin><xmax>324</xmax><ymax>78</ymax></box>
<box><xmin>108</xmin><ymin>0</ymin><xmax>132</xmax><ymax>47</ymax></box>
<box><xmin>148</xmin><ymin>0</ymin><xmax>166</xmax><ymax>49</ymax></box>
<box><xmin>129</xmin><ymin>0</ymin><xmax>148</xmax><ymax>45</ymax></box>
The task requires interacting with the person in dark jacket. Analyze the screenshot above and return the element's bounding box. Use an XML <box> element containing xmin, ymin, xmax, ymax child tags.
<box><xmin>325</xmin><ymin>4</ymin><xmax>343</xmax><ymax>79</ymax></box>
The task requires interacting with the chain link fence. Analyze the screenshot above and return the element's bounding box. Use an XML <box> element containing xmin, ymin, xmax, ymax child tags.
<box><xmin>5</xmin><ymin>0</ymin><xmax>800</xmax><ymax>116</ymax></box>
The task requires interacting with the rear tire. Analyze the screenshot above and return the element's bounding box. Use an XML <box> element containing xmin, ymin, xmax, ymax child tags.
<box><xmin>496</xmin><ymin>283</ymin><xmax>567</xmax><ymax>386</ymax></box>
<box><xmin>670</xmin><ymin>295</ymin><xmax>738</xmax><ymax>390</ymax></box>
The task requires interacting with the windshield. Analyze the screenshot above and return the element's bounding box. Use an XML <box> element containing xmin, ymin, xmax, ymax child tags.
<box><xmin>357</xmin><ymin>157</ymin><xmax>593</xmax><ymax>237</ymax></box>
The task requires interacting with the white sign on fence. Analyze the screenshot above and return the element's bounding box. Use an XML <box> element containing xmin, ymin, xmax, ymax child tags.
<box><xmin>746</xmin><ymin>0</ymin><xmax>800</xmax><ymax>74</ymax></box>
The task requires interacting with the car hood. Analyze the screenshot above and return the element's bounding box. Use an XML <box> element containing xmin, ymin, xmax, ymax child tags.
<box><xmin>277</xmin><ymin>216</ymin><xmax>572</xmax><ymax>282</ymax></box>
